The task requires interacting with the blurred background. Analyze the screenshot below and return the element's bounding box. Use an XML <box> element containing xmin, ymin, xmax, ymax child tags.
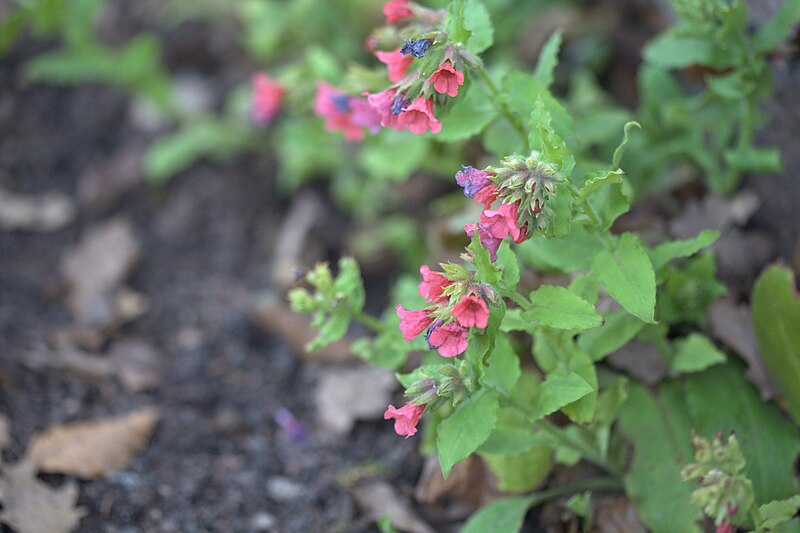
<box><xmin>0</xmin><ymin>0</ymin><xmax>797</xmax><ymax>531</ymax></box>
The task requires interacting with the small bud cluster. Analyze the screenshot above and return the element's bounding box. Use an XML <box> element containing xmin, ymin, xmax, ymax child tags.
<box><xmin>396</xmin><ymin>264</ymin><xmax>491</xmax><ymax>358</ymax></box>
<box><xmin>681</xmin><ymin>432</ymin><xmax>754</xmax><ymax>533</ymax></box>
<box><xmin>250</xmin><ymin>72</ymin><xmax>286</xmax><ymax>126</ymax></box>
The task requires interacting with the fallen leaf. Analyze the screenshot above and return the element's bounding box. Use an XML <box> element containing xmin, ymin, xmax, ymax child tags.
<box><xmin>0</xmin><ymin>187</ymin><xmax>75</xmax><ymax>232</ymax></box>
<box><xmin>314</xmin><ymin>365</ymin><xmax>395</xmax><ymax>434</ymax></box>
<box><xmin>709</xmin><ymin>297</ymin><xmax>775</xmax><ymax>399</ymax></box>
<box><xmin>607</xmin><ymin>339</ymin><xmax>668</xmax><ymax>385</ymax></box>
<box><xmin>414</xmin><ymin>455</ymin><xmax>485</xmax><ymax>507</ymax></box>
<box><xmin>669</xmin><ymin>191</ymin><xmax>759</xmax><ymax>239</ymax></box>
<box><xmin>714</xmin><ymin>229</ymin><xmax>775</xmax><ymax>285</ymax></box>
<box><xmin>78</xmin><ymin>145</ymin><xmax>143</xmax><ymax>211</ymax></box>
<box><xmin>0</xmin><ymin>460</ymin><xmax>86</xmax><ymax>533</ymax></box>
<box><xmin>61</xmin><ymin>218</ymin><xmax>141</xmax><ymax>326</ymax></box>
<box><xmin>353</xmin><ymin>481</ymin><xmax>437</xmax><ymax>533</ymax></box>
<box><xmin>594</xmin><ymin>496</ymin><xmax>646</xmax><ymax>533</ymax></box>
<box><xmin>23</xmin><ymin>345</ymin><xmax>115</xmax><ymax>384</ymax></box>
<box><xmin>26</xmin><ymin>407</ymin><xmax>159</xmax><ymax>479</ymax></box>
<box><xmin>109</xmin><ymin>338</ymin><xmax>162</xmax><ymax>393</ymax></box>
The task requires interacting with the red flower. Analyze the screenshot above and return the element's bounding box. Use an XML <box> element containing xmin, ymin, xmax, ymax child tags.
<box><xmin>384</xmin><ymin>403</ymin><xmax>425</xmax><ymax>438</ymax></box>
<box><xmin>375</xmin><ymin>49</ymin><xmax>413</xmax><ymax>83</ymax></box>
<box><xmin>250</xmin><ymin>72</ymin><xmax>285</xmax><ymax>125</ymax></box>
<box><xmin>428</xmin><ymin>322</ymin><xmax>469</xmax><ymax>357</ymax></box>
<box><xmin>452</xmin><ymin>295</ymin><xmax>489</xmax><ymax>328</ymax></box>
<box><xmin>383</xmin><ymin>0</ymin><xmax>413</xmax><ymax>24</ymax></box>
<box><xmin>398</xmin><ymin>97</ymin><xmax>442</xmax><ymax>134</ymax></box>
<box><xmin>314</xmin><ymin>83</ymin><xmax>380</xmax><ymax>141</ymax></box>
<box><xmin>396</xmin><ymin>305</ymin><xmax>434</xmax><ymax>341</ymax></box>
<box><xmin>418</xmin><ymin>265</ymin><xmax>450</xmax><ymax>303</ymax></box>
<box><xmin>473</xmin><ymin>185</ymin><xmax>499</xmax><ymax>209</ymax></box>
<box><xmin>428</xmin><ymin>60</ymin><xmax>465</xmax><ymax>97</ymax></box>
<box><xmin>365</xmin><ymin>89</ymin><xmax>402</xmax><ymax>130</ymax></box>
<box><xmin>482</xmin><ymin>202</ymin><xmax>527</xmax><ymax>243</ymax></box>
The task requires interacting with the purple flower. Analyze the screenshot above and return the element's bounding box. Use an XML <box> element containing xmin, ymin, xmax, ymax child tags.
<box><xmin>391</xmin><ymin>93</ymin><xmax>410</xmax><ymax>115</ymax></box>
<box><xmin>455</xmin><ymin>166</ymin><xmax>492</xmax><ymax>198</ymax></box>
<box><xmin>401</xmin><ymin>38</ymin><xmax>433</xmax><ymax>58</ymax></box>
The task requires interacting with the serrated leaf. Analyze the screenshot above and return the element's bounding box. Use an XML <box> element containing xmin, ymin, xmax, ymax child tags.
<box><xmin>752</xmin><ymin>265</ymin><xmax>800</xmax><ymax>425</ymax></box>
<box><xmin>533</xmin><ymin>30</ymin><xmax>562</xmax><ymax>89</ymax></box>
<box><xmin>528</xmin><ymin>371</ymin><xmax>594</xmax><ymax>420</ymax></box>
<box><xmin>525</xmin><ymin>285</ymin><xmax>603</xmax><ymax>330</ymax></box>
<box><xmin>461</xmin><ymin>495</ymin><xmax>535</xmax><ymax>533</ymax></box>
<box><xmin>671</xmin><ymin>333</ymin><xmax>727</xmax><ymax>374</ymax></box>
<box><xmin>437</xmin><ymin>389</ymin><xmax>499</xmax><ymax>478</ymax></box>
<box><xmin>758</xmin><ymin>495</ymin><xmax>800</xmax><ymax>531</ymax></box>
<box><xmin>648</xmin><ymin>230</ymin><xmax>720</xmax><ymax>272</ymax></box>
<box><xmin>593</xmin><ymin>233</ymin><xmax>656</xmax><ymax>323</ymax></box>
<box><xmin>612</xmin><ymin>121</ymin><xmax>641</xmax><ymax>167</ymax></box>
<box><xmin>619</xmin><ymin>382</ymin><xmax>702</xmax><ymax>532</ymax></box>
<box><xmin>577</xmin><ymin>170</ymin><xmax>624</xmax><ymax>203</ymax></box>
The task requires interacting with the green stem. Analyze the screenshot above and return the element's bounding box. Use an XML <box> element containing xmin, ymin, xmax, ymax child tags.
<box><xmin>474</xmin><ymin>66</ymin><xmax>529</xmax><ymax>147</ymax></box>
<box><xmin>525</xmin><ymin>476</ymin><xmax>624</xmax><ymax>508</ymax></box>
<box><xmin>354</xmin><ymin>312</ymin><xmax>386</xmax><ymax>333</ymax></box>
<box><xmin>499</xmin><ymin>286</ymin><xmax>529</xmax><ymax>309</ymax></box>
<box><xmin>749</xmin><ymin>503</ymin><xmax>764</xmax><ymax>529</ymax></box>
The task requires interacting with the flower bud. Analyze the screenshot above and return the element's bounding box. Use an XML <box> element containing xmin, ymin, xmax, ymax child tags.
<box><xmin>288</xmin><ymin>288</ymin><xmax>316</xmax><ymax>314</ymax></box>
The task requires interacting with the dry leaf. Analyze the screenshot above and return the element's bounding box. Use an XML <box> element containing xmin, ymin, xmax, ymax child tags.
<box><xmin>709</xmin><ymin>297</ymin><xmax>776</xmax><ymax>399</ymax></box>
<box><xmin>109</xmin><ymin>338</ymin><xmax>162</xmax><ymax>393</ymax></box>
<box><xmin>61</xmin><ymin>217</ymin><xmax>141</xmax><ymax>326</ymax></box>
<box><xmin>78</xmin><ymin>145</ymin><xmax>143</xmax><ymax>211</ymax></box>
<box><xmin>415</xmin><ymin>455</ymin><xmax>485</xmax><ymax>507</ymax></box>
<box><xmin>314</xmin><ymin>365</ymin><xmax>396</xmax><ymax>434</ymax></box>
<box><xmin>0</xmin><ymin>187</ymin><xmax>75</xmax><ymax>232</ymax></box>
<box><xmin>607</xmin><ymin>339</ymin><xmax>668</xmax><ymax>385</ymax></box>
<box><xmin>26</xmin><ymin>407</ymin><xmax>159</xmax><ymax>479</ymax></box>
<box><xmin>353</xmin><ymin>481</ymin><xmax>436</xmax><ymax>533</ymax></box>
<box><xmin>0</xmin><ymin>460</ymin><xmax>86</xmax><ymax>533</ymax></box>
<box><xmin>594</xmin><ymin>496</ymin><xmax>645</xmax><ymax>533</ymax></box>
<box><xmin>23</xmin><ymin>345</ymin><xmax>115</xmax><ymax>384</ymax></box>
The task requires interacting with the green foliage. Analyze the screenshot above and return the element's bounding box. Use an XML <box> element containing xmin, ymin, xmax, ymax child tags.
<box><xmin>525</xmin><ymin>285</ymin><xmax>602</xmax><ymax>330</ymax></box>
<box><xmin>447</xmin><ymin>0</ymin><xmax>495</xmax><ymax>53</ymax></box>
<box><xmin>437</xmin><ymin>389</ymin><xmax>499</xmax><ymax>478</ymax></box>
<box><xmin>752</xmin><ymin>265</ymin><xmax>800</xmax><ymax>425</ymax></box>
<box><xmin>460</xmin><ymin>495</ymin><xmax>534</xmax><ymax>533</ymax></box>
<box><xmin>592</xmin><ymin>233</ymin><xmax>657</xmax><ymax>323</ymax></box>
<box><xmin>671</xmin><ymin>333</ymin><xmax>727</xmax><ymax>374</ymax></box>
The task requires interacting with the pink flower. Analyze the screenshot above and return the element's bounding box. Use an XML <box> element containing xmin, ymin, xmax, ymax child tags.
<box><xmin>455</xmin><ymin>166</ymin><xmax>492</xmax><ymax>198</ymax></box>
<box><xmin>384</xmin><ymin>403</ymin><xmax>425</xmax><ymax>438</ymax></box>
<box><xmin>418</xmin><ymin>265</ymin><xmax>450</xmax><ymax>303</ymax></box>
<box><xmin>396</xmin><ymin>305</ymin><xmax>434</xmax><ymax>341</ymax></box>
<box><xmin>482</xmin><ymin>202</ymin><xmax>527</xmax><ymax>243</ymax></box>
<box><xmin>349</xmin><ymin>98</ymin><xmax>381</xmax><ymax>134</ymax></box>
<box><xmin>314</xmin><ymin>83</ymin><xmax>380</xmax><ymax>141</ymax></box>
<box><xmin>375</xmin><ymin>49</ymin><xmax>413</xmax><ymax>83</ymax></box>
<box><xmin>428</xmin><ymin>60</ymin><xmax>464</xmax><ymax>97</ymax></box>
<box><xmin>365</xmin><ymin>89</ymin><xmax>402</xmax><ymax>130</ymax></box>
<box><xmin>251</xmin><ymin>72</ymin><xmax>285</xmax><ymax>125</ymax></box>
<box><xmin>473</xmin><ymin>185</ymin><xmax>498</xmax><ymax>209</ymax></box>
<box><xmin>452</xmin><ymin>295</ymin><xmax>489</xmax><ymax>328</ymax></box>
<box><xmin>383</xmin><ymin>0</ymin><xmax>413</xmax><ymax>24</ymax></box>
<box><xmin>465</xmin><ymin>223</ymin><xmax>503</xmax><ymax>261</ymax></box>
<box><xmin>428</xmin><ymin>322</ymin><xmax>469</xmax><ymax>357</ymax></box>
<box><xmin>398</xmin><ymin>97</ymin><xmax>442</xmax><ymax>134</ymax></box>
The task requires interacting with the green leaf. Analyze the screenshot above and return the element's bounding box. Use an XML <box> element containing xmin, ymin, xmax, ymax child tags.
<box><xmin>648</xmin><ymin>230</ymin><xmax>720</xmax><ymax>272</ymax></box>
<box><xmin>643</xmin><ymin>32</ymin><xmax>715</xmax><ymax>68</ymax></box>
<box><xmin>758</xmin><ymin>495</ymin><xmax>800</xmax><ymax>531</ymax></box>
<box><xmin>752</xmin><ymin>265</ymin><xmax>800</xmax><ymax>425</ymax></box>
<box><xmin>619</xmin><ymin>382</ymin><xmax>702</xmax><ymax>532</ymax></box>
<box><xmin>530</xmin><ymin>97</ymin><xmax>575</xmax><ymax>177</ymax></box>
<box><xmin>437</xmin><ymin>389</ymin><xmax>499</xmax><ymax>478</ymax></box>
<box><xmin>483</xmin><ymin>334</ymin><xmax>521</xmax><ymax>395</ymax></box>
<box><xmin>525</xmin><ymin>285</ymin><xmax>603</xmax><ymax>330</ymax></box>
<box><xmin>657</xmin><ymin>253</ymin><xmax>726</xmax><ymax>327</ymax></box>
<box><xmin>479</xmin><ymin>426</ymin><xmax>546</xmax><ymax>455</ymax></box>
<box><xmin>724</xmin><ymin>147</ymin><xmax>782</xmax><ymax>173</ymax></box>
<box><xmin>360</xmin><ymin>130</ymin><xmax>430</xmax><ymax>181</ymax></box>
<box><xmin>592</xmin><ymin>233</ymin><xmax>657</xmax><ymax>323</ymax></box>
<box><xmin>306</xmin><ymin>311</ymin><xmax>349</xmax><ymax>351</ymax></box>
<box><xmin>502</xmin><ymin>72</ymin><xmax>574</xmax><ymax>141</ymax></box>
<box><xmin>469</xmin><ymin>232</ymin><xmax>501</xmax><ymax>286</ymax></box>
<box><xmin>670</xmin><ymin>333</ymin><xmax>727</xmax><ymax>374</ymax></box>
<box><xmin>499</xmin><ymin>308</ymin><xmax>532</xmax><ymax>334</ymax></box>
<box><xmin>577</xmin><ymin>310</ymin><xmax>645</xmax><ymax>361</ymax></box>
<box><xmin>481</xmin><ymin>446</ymin><xmax>553</xmax><ymax>493</ymax></box>
<box><xmin>585</xmin><ymin>179</ymin><xmax>631</xmax><ymax>231</ymax></box>
<box><xmin>754</xmin><ymin>0</ymin><xmax>800</xmax><ymax>53</ymax></box>
<box><xmin>333</xmin><ymin>257</ymin><xmax>365</xmax><ymax>314</ymax></box>
<box><xmin>461</xmin><ymin>495</ymin><xmax>534</xmax><ymax>533</ymax></box>
<box><xmin>533</xmin><ymin>30</ymin><xmax>562</xmax><ymax>89</ymax></box>
<box><xmin>437</xmin><ymin>82</ymin><xmax>498</xmax><ymax>141</ymax></box>
<box><xmin>577</xmin><ymin>170</ymin><xmax>624</xmax><ymax>204</ymax></box>
<box><xmin>517</xmin><ymin>227</ymin><xmax>603</xmax><ymax>273</ymax></box>
<box><xmin>594</xmin><ymin>377</ymin><xmax>629</xmax><ymax>424</ymax></box>
<box><xmin>612</xmin><ymin>121</ymin><xmax>641</xmax><ymax>167</ymax></box>
<box><xmin>495</xmin><ymin>242</ymin><xmax>520</xmax><ymax>289</ymax></box>
<box><xmin>463</xmin><ymin>0</ymin><xmax>494</xmax><ymax>54</ymax></box>
<box><xmin>685</xmin><ymin>363</ymin><xmax>800</xmax><ymax>503</ymax></box>
<box><xmin>528</xmin><ymin>371</ymin><xmax>594</xmax><ymax>421</ymax></box>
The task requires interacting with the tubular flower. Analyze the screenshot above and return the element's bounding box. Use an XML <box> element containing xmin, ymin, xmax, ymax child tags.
<box><xmin>418</xmin><ymin>265</ymin><xmax>450</xmax><ymax>303</ymax></box>
<box><xmin>365</xmin><ymin>89</ymin><xmax>402</xmax><ymax>129</ymax></box>
<box><xmin>465</xmin><ymin>222</ymin><xmax>502</xmax><ymax>261</ymax></box>
<box><xmin>396</xmin><ymin>306</ymin><xmax>434</xmax><ymax>341</ymax></box>
<box><xmin>428</xmin><ymin>60</ymin><xmax>464</xmax><ymax>97</ymax></box>
<box><xmin>314</xmin><ymin>83</ymin><xmax>380</xmax><ymax>141</ymax></box>
<box><xmin>383</xmin><ymin>0</ymin><xmax>413</xmax><ymax>24</ymax></box>
<box><xmin>428</xmin><ymin>322</ymin><xmax>469</xmax><ymax>357</ymax></box>
<box><xmin>384</xmin><ymin>403</ymin><xmax>425</xmax><ymax>438</ymax></box>
<box><xmin>375</xmin><ymin>49</ymin><xmax>413</xmax><ymax>82</ymax></box>
<box><xmin>482</xmin><ymin>202</ymin><xmax>527</xmax><ymax>243</ymax></box>
<box><xmin>397</xmin><ymin>97</ymin><xmax>442</xmax><ymax>134</ymax></box>
<box><xmin>250</xmin><ymin>72</ymin><xmax>285</xmax><ymax>125</ymax></box>
<box><xmin>455</xmin><ymin>166</ymin><xmax>492</xmax><ymax>198</ymax></box>
<box><xmin>452</xmin><ymin>295</ymin><xmax>489</xmax><ymax>329</ymax></box>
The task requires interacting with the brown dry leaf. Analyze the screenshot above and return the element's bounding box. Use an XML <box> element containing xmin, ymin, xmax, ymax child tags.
<box><xmin>23</xmin><ymin>344</ymin><xmax>115</xmax><ymax>384</ymax></box>
<box><xmin>26</xmin><ymin>407</ymin><xmax>159</xmax><ymax>479</ymax></box>
<box><xmin>0</xmin><ymin>187</ymin><xmax>75</xmax><ymax>232</ymax></box>
<box><xmin>353</xmin><ymin>481</ymin><xmax>436</xmax><ymax>533</ymax></box>
<box><xmin>61</xmin><ymin>217</ymin><xmax>141</xmax><ymax>326</ymax></box>
<box><xmin>606</xmin><ymin>339</ymin><xmax>668</xmax><ymax>385</ymax></box>
<box><xmin>415</xmin><ymin>455</ymin><xmax>485</xmax><ymax>507</ymax></box>
<box><xmin>0</xmin><ymin>460</ymin><xmax>86</xmax><ymax>533</ymax></box>
<box><xmin>709</xmin><ymin>297</ymin><xmax>776</xmax><ymax>399</ymax></box>
<box><xmin>109</xmin><ymin>338</ymin><xmax>162</xmax><ymax>393</ymax></box>
<box><xmin>593</xmin><ymin>496</ymin><xmax>645</xmax><ymax>533</ymax></box>
<box><xmin>669</xmin><ymin>191</ymin><xmax>759</xmax><ymax>239</ymax></box>
<box><xmin>78</xmin><ymin>145</ymin><xmax>143</xmax><ymax>211</ymax></box>
<box><xmin>314</xmin><ymin>365</ymin><xmax>395</xmax><ymax>434</ymax></box>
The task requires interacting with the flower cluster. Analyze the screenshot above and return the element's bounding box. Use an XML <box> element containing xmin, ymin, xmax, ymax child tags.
<box><xmin>313</xmin><ymin>82</ymin><xmax>381</xmax><ymax>141</ymax></box>
<box><xmin>250</xmin><ymin>72</ymin><xmax>285</xmax><ymax>126</ymax></box>
<box><xmin>457</xmin><ymin>154</ymin><xmax>563</xmax><ymax>260</ymax></box>
<box><xmin>396</xmin><ymin>264</ymin><xmax>490</xmax><ymax>358</ymax></box>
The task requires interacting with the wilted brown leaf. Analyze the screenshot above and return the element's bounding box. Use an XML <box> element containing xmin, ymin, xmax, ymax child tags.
<box><xmin>594</xmin><ymin>496</ymin><xmax>645</xmax><ymax>533</ymax></box>
<box><xmin>607</xmin><ymin>339</ymin><xmax>668</xmax><ymax>385</ymax></box>
<box><xmin>354</xmin><ymin>481</ymin><xmax>436</xmax><ymax>533</ymax></box>
<box><xmin>61</xmin><ymin>217</ymin><xmax>141</xmax><ymax>326</ymax></box>
<box><xmin>0</xmin><ymin>187</ymin><xmax>76</xmax><ymax>232</ymax></box>
<box><xmin>415</xmin><ymin>455</ymin><xmax>485</xmax><ymax>507</ymax></box>
<box><xmin>0</xmin><ymin>460</ymin><xmax>86</xmax><ymax>533</ymax></box>
<box><xmin>314</xmin><ymin>365</ymin><xmax>395</xmax><ymax>434</ymax></box>
<box><xmin>669</xmin><ymin>191</ymin><xmax>760</xmax><ymax>239</ymax></box>
<box><xmin>109</xmin><ymin>338</ymin><xmax>162</xmax><ymax>393</ymax></box>
<box><xmin>26</xmin><ymin>407</ymin><xmax>159</xmax><ymax>479</ymax></box>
